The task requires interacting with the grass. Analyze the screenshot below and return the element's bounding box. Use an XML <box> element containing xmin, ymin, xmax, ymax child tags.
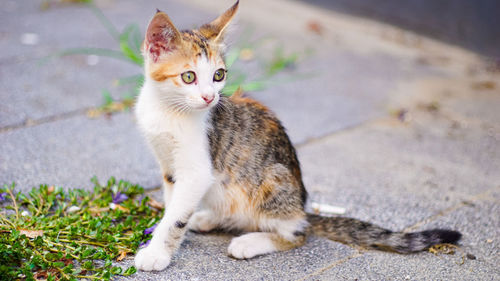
<box><xmin>0</xmin><ymin>178</ymin><xmax>162</xmax><ymax>280</ymax></box>
<box><xmin>50</xmin><ymin>3</ymin><xmax>307</xmax><ymax>115</ymax></box>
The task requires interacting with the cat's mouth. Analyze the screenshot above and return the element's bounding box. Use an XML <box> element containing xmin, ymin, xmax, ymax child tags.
<box><xmin>182</xmin><ymin>102</ymin><xmax>213</xmax><ymax>112</ymax></box>
<box><xmin>193</xmin><ymin>103</ymin><xmax>215</xmax><ymax>110</ymax></box>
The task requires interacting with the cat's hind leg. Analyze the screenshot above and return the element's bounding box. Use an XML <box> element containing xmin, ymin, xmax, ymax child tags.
<box><xmin>227</xmin><ymin>163</ymin><xmax>309</xmax><ymax>259</ymax></box>
<box><xmin>227</xmin><ymin>218</ymin><xmax>307</xmax><ymax>259</ymax></box>
<box><xmin>188</xmin><ymin>209</ymin><xmax>219</xmax><ymax>233</ymax></box>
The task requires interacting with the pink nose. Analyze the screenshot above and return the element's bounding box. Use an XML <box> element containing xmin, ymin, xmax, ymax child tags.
<box><xmin>202</xmin><ymin>94</ymin><xmax>214</xmax><ymax>104</ymax></box>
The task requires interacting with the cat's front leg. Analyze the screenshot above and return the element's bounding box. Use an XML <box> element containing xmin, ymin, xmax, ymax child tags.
<box><xmin>162</xmin><ymin>173</ymin><xmax>175</xmax><ymax>209</ymax></box>
<box><xmin>135</xmin><ymin>168</ymin><xmax>214</xmax><ymax>271</ymax></box>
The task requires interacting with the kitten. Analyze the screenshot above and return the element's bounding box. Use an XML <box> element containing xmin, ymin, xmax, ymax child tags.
<box><xmin>134</xmin><ymin>1</ymin><xmax>461</xmax><ymax>271</ymax></box>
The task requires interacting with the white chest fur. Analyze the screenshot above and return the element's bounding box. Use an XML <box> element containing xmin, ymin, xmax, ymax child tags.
<box><xmin>135</xmin><ymin>81</ymin><xmax>213</xmax><ymax>179</ymax></box>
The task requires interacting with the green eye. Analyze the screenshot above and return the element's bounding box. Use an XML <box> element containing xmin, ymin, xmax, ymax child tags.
<box><xmin>181</xmin><ymin>71</ymin><xmax>196</xmax><ymax>84</ymax></box>
<box><xmin>213</xmin><ymin>68</ymin><xmax>226</xmax><ymax>82</ymax></box>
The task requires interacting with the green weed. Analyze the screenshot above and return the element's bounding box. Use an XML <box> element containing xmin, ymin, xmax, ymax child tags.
<box><xmin>0</xmin><ymin>178</ymin><xmax>161</xmax><ymax>280</ymax></box>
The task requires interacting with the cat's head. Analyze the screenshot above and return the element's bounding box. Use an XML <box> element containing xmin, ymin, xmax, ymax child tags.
<box><xmin>142</xmin><ymin>1</ymin><xmax>239</xmax><ymax>114</ymax></box>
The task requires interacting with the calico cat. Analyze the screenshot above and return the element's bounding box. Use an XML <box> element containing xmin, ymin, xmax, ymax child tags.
<box><xmin>134</xmin><ymin>1</ymin><xmax>461</xmax><ymax>271</ymax></box>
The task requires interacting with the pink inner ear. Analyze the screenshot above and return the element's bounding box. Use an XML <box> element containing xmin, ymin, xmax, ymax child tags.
<box><xmin>148</xmin><ymin>36</ymin><xmax>176</xmax><ymax>63</ymax></box>
<box><xmin>146</xmin><ymin>15</ymin><xmax>179</xmax><ymax>62</ymax></box>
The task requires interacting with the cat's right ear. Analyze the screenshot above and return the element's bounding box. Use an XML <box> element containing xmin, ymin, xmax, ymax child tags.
<box><xmin>144</xmin><ymin>10</ymin><xmax>182</xmax><ymax>63</ymax></box>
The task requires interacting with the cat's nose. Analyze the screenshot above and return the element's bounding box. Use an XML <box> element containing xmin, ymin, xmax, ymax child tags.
<box><xmin>201</xmin><ymin>93</ymin><xmax>214</xmax><ymax>104</ymax></box>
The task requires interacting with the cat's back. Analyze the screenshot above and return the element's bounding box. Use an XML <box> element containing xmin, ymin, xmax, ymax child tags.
<box><xmin>208</xmin><ymin>94</ymin><xmax>304</xmax><ymax>189</ymax></box>
<box><xmin>210</xmin><ymin>93</ymin><xmax>280</xmax><ymax>140</ymax></box>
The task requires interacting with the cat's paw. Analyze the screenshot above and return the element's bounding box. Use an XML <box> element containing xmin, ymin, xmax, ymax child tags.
<box><xmin>228</xmin><ymin>233</ymin><xmax>277</xmax><ymax>259</ymax></box>
<box><xmin>188</xmin><ymin>210</ymin><xmax>217</xmax><ymax>232</ymax></box>
<box><xmin>134</xmin><ymin>245</ymin><xmax>171</xmax><ymax>271</ymax></box>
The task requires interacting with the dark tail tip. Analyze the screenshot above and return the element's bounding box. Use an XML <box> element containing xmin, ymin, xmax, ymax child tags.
<box><xmin>427</xmin><ymin>229</ymin><xmax>462</xmax><ymax>244</ymax></box>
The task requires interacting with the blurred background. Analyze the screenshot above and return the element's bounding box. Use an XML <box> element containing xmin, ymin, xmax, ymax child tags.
<box><xmin>300</xmin><ymin>0</ymin><xmax>500</xmax><ymax>57</ymax></box>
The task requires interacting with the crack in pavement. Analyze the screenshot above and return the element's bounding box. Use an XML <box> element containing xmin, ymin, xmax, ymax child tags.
<box><xmin>295</xmin><ymin>119</ymin><xmax>382</xmax><ymax>149</ymax></box>
<box><xmin>296</xmin><ymin>251</ymin><xmax>364</xmax><ymax>281</ymax></box>
<box><xmin>403</xmin><ymin>186</ymin><xmax>499</xmax><ymax>233</ymax></box>
<box><xmin>0</xmin><ymin>107</ymin><xmax>94</xmax><ymax>134</ymax></box>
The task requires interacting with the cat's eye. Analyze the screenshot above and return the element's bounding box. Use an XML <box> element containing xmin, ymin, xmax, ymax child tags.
<box><xmin>213</xmin><ymin>68</ymin><xmax>226</xmax><ymax>82</ymax></box>
<box><xmin>181</xmin><ymin>71</ymin><xmax>196</xmax><ymax>84</ymax></box>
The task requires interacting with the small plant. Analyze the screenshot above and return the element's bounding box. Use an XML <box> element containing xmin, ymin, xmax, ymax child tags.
<box><xmin>221</xmin><ymin>37</ymin><xmax>303</xmax><ymax>95</ymax></box>
<box><xmin>0</xmin><ymin>178</ymin><xmax>162</xmax><ymax>280</ymax></box>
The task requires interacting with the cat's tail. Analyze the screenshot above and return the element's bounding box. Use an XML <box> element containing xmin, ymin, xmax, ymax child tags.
<box><xmin>307</xmin><ymin>214</ymin><xmax>461</xmax><ymax>253</ymax></box>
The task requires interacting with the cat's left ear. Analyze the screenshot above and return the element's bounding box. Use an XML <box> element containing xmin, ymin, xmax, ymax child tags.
<box><xmin>199</xmin><ymin>0</ymin><xmax>239</xmax><ymax>43</ymax></box>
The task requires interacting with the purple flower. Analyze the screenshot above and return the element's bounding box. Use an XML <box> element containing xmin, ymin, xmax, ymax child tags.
<box><xmin>0</xmin><ymin>193</ymin><xmax>7</xmax><ymax>202</ymax></box>
<box><xmin>139</xmin><ymin>239</ymin><xmax>151</xmax><ymax>248</ymax></box>
<box><xmin>112</xmin><ymin>192</ymin><xmax>128</xmax><ymax>204</ymax></box>
<box><xmin>143</xmin><ymin>224</ymin><xmax>157</xmax><ymax>235</ymax></box>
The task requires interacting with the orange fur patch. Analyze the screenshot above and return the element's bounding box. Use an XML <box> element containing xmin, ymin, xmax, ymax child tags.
<box><xmin>271</xmin><ymin>233</ymin><xmax>306</xmax><ymax>250</ymax></box>
<box><xmin>253</xmin><ymin>170</ymin><xmax>286</xmax><ymax>208</ymax></box>
<box><xmin>255</xmin><ymin>181</ymin><xmax>275</xmax><ymax>204</ymax></box>
<box><xmin>150</xmin><ymin>70</ymin><xmax>178</xmax><ymax>82</ymax></box>
<box><xmin>231</xmin><ymin>95</ymin><xmax>270</xmax><ymax>113</ymax></box>
<box><xmin>172</xmin><ymin>79</ymin><xmax>181</xmax><ymax>87</ymax></box>
<box><xmin>207</xmin><ymin>48</ymin><xmax>214</xmax><ymax>61</ymax></box>
<box><xmin>227</xmin><ymin>183</ymin><xmax>251</xmax><ymax>215</ymax></box>
<box><xmin>149</xmin><ymin>53</ymin><xmax>187</xmax><ymax>81</ymax></box>
<box><xmin>263</xmin><ymin>119</ymin><xmax>279</xmax><ymax>132</ymax></box>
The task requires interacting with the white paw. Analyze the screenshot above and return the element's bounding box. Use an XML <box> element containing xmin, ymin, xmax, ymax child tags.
<box><xmin>188</xmin><ymin>210</ymin><xmax>217</xmax><ymax>232</ymax></box>
<box><xmin>228</xmin><ymin>233</ymin><xmax>277</xmax><ymax>259</ymax></box>
<box><xmin>134</xmin><ymin>245</ymin><xmax>172</xmax><ymax>271</ymax></box>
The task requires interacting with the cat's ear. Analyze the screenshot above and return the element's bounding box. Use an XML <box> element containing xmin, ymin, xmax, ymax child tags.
<box><xmin>199</xmin><ymin>0</ymin><xmax>239</xmax><ymax>42</ymax></box>
<box><xmin>144</xmin><ymin>10</ymin><xmax>182</xmax><ymax>63</ymax></box>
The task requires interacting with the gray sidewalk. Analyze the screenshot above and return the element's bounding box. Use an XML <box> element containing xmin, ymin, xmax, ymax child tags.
<box><xmin>1</xmin><ymin>0</ymin><xmax>499</xmax><ymax>280</ymax></box>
